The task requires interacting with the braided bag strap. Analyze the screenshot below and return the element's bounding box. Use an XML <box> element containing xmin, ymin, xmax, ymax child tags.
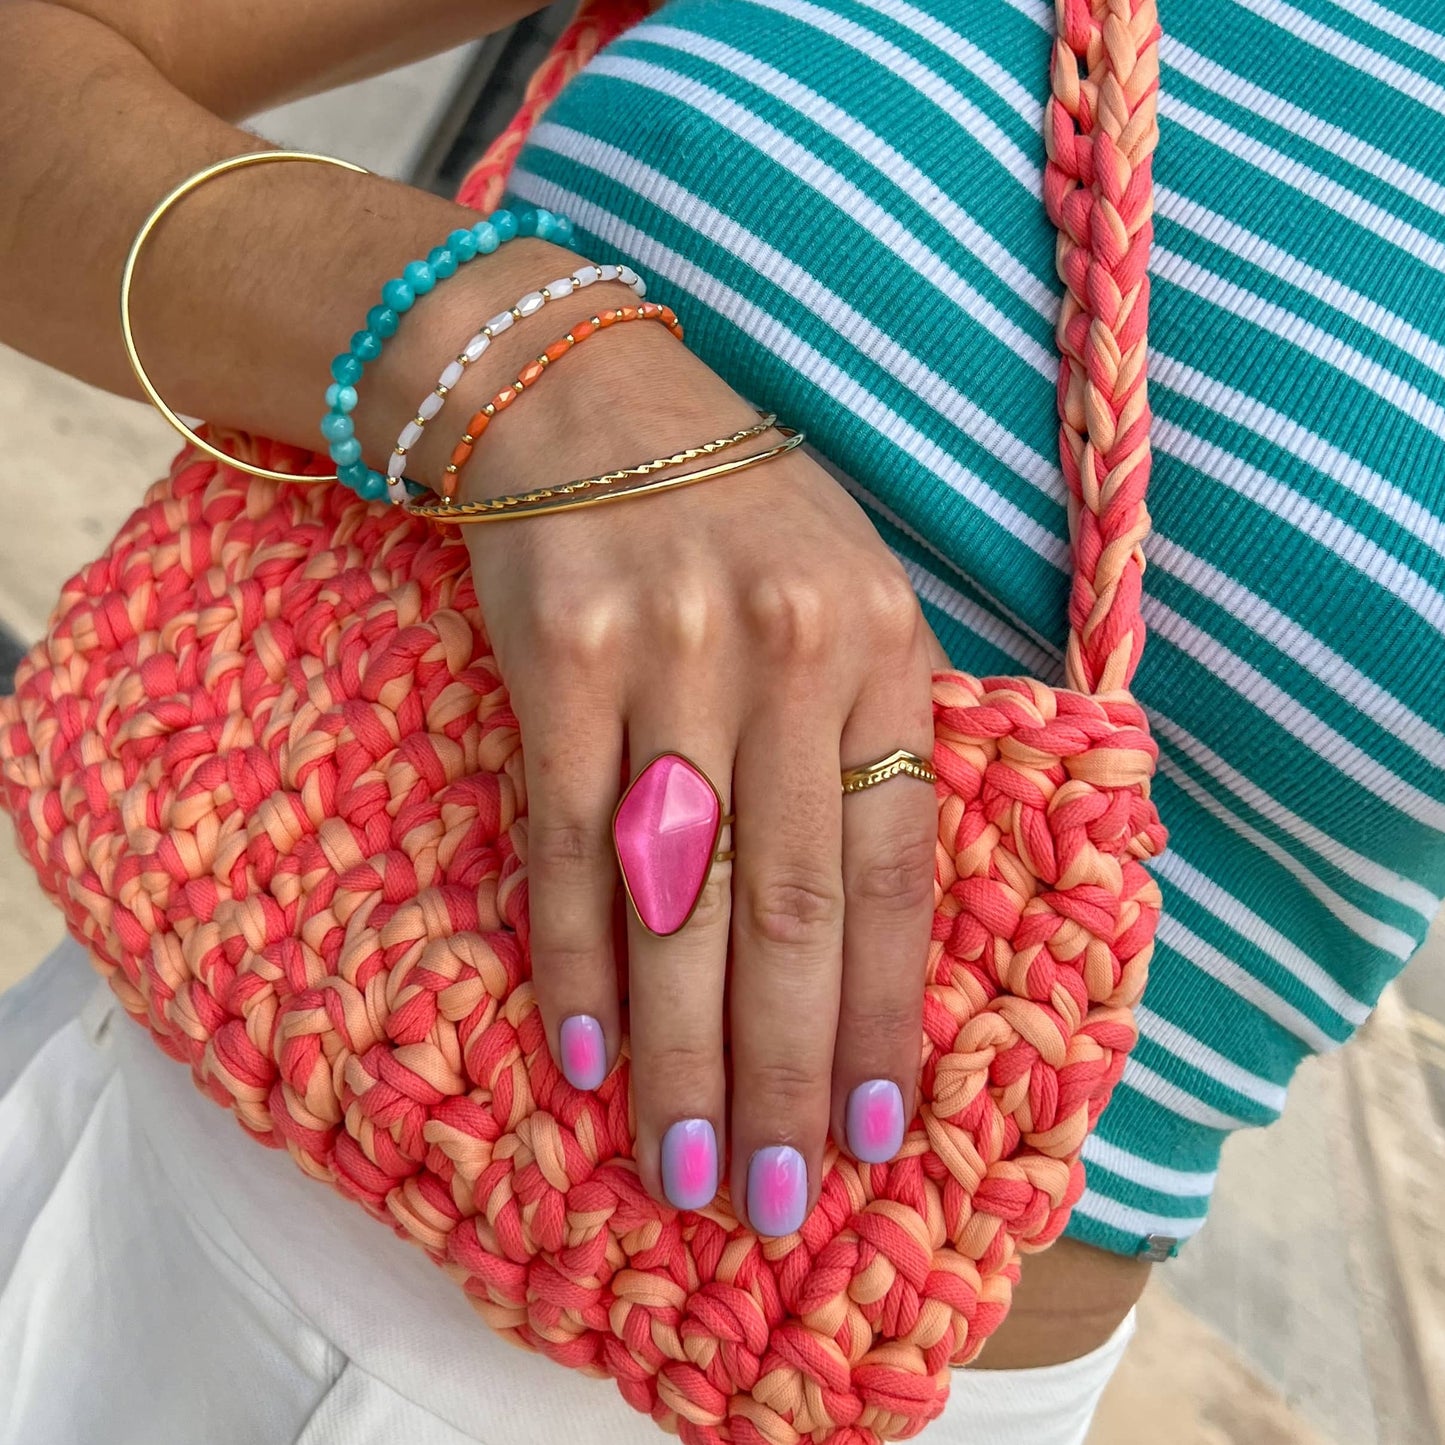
<box><xmin>1047</xmin><ymin>0</ymin><xmax>1161</xmax><ymax>696</ymax></box>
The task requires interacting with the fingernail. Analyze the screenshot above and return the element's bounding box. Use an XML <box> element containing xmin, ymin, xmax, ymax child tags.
<box><xmin>558</xmin><ymin>1015</ymin><xmax>607</xmax><ymax>1091</ymax></box>
<box><xmin>661</xmin><ymin>1119</ymin><xmax>718</xmax><ymax>1210</ymax></box>
<box><xmin>846</xmin><ymin>1079</ymin><xmax>905</xmax><ymax>1164</ymax></box>
<box><xmin>747</xmin><ymin>1145</ymin><xmax>808</xmax><ymax>1237</ymax></box>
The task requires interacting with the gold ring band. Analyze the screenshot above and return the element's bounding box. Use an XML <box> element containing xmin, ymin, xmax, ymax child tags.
<box><xmin>120</xmin><ymin>150</ymin><xmax>370</xmax><ymax>485</ymax></box>
<box><xmin>840</xmin><ymin>749</ymin><xmax>937</xmax><ymax>795</ymax></box>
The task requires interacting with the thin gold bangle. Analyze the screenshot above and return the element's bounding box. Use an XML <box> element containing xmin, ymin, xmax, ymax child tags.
<box><xmin>119</xmin><ymin>150</ymin><xmax>370</xmax><ymax>485</ymax></box>
<box><xmin>405</xmin><ymin>427</ymin><xmax>805</xmax><ymax>524</ymax></box>
<box><xmin>436</xmin><ymin>410</ymin><xmax>776</xmax><ymax>511</ymax></box>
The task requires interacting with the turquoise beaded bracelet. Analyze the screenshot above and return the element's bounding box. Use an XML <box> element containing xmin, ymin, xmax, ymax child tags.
<box><xmin>319</xmin><ymin>205</ymin><xmax>576</xmax><ymax>500</ymax></box>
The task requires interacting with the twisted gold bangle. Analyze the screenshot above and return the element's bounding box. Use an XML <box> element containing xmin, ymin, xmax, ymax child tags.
<box><xmin>434</xmin><ymin>410</ymin><xmax>774</xmax><ymax>510</ymax></box>
<box><xmin>405</xmin><ymin>425</ymin><xmax>804</xmax><ymax>524</ymax></box>
<box><xmin>119</xmin><ymin>150</ymin><xmax>370</xmax><ymax>485</ymax></box>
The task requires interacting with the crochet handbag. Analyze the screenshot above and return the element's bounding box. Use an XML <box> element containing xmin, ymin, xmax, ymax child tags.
<box><xmin>0</xmin><ymin>0</ymin><xmax>1165</xmax><ymax>1439</ymax></box>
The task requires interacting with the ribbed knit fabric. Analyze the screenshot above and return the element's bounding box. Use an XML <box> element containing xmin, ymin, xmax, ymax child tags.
<box><xmin>500</xmin><ymin>0</ymin><xmax>1445</xmax><ymax>1257</ymax></box>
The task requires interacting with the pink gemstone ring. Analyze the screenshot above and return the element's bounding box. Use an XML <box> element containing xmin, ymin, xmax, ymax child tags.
<box><xmin>612</xmin><ymin>752</ymin><xmax>734</xmax><ymax>937</ymax></box>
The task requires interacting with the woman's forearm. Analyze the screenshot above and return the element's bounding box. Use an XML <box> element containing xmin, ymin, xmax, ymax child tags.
<box><xmin>0</xmin><ymin>0</ymin><xmax>669</xmax><ymax>490</ymax></box>
<box><xmin>31</xmin><ymin>0</ymin><xmax>544</xmax><ymax>122</ymax></box>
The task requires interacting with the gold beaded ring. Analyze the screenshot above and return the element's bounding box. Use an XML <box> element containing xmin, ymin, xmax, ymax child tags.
<box><xmin>120</xmin><ymin>150</ymin><xmax>370</xmax><ymax>485</ymax></box>
<box><xmin>840</xmin><ymin>749</ymin><xmax>938</xmax><ymax>794</ymax></box>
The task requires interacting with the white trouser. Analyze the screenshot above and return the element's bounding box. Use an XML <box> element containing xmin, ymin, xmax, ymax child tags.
<box><xmin>947</xmin><ymin>1311</ymin><xmax>1136</xmax><ymax>1445</ymax></box>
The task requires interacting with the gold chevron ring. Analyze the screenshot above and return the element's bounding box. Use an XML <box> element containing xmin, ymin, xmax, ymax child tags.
<box><xmin>840</xmin><ymin>749</ymin><xmax>937</xmax><ymax>795</ymax></box>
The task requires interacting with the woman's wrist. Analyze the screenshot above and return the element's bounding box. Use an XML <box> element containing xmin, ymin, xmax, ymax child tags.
<box><xmin>359</xmin><ymin>234</ymin><xmax>641</xmax><ymax>493</ymax></box>
<box><xmin>462</xmin><ymin>325</ymin><xmax>768</xmax><ymax>507</ymax></box>
<box><xmin>372</xmin><ymin>243</ymin><xmax>761</xmax><ymax>503</ymax></box>
<box><xmin>119</xmin><ymin>141</ymin><xmax>759</xmax><ymax>506</ymax></box>
<box><xmin>122</xmin><ymin>161</ymin><xmax>635</xmax><ymax>480</ymax></box>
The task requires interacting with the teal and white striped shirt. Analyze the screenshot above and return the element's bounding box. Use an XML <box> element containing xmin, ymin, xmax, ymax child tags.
<box><xmin>498</xmin><ymin>0</ymin><xmax>1445</xmax><ymax>1256</ymax></box>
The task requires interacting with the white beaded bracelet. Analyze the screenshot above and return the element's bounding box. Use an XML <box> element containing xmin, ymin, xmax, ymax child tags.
<box><xmin>385</xmin><ymin>261</ymin><xmax>646</xmax><ymax>503</ymax></box>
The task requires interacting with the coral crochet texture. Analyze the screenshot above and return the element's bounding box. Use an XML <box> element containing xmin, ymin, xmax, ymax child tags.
<box><xmin>0</xmin><ymin>0</ymin><xmax>1166</xmax><ymax>1440</ymax></box>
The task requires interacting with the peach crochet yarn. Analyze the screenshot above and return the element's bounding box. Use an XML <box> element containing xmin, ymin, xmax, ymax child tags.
<box><xmin>0</xmin><ymin>1</ymin><xmax>1166</xmax><ymax>1440</ymax></box>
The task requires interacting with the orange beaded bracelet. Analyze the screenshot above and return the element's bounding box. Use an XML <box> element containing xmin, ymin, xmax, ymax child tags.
<box><xmin>441</xmin><ymin>301</ymin><xmax>684</xmax><ymax>498</ymax></box>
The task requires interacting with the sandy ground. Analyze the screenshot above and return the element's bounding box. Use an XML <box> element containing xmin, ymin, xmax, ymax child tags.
<box><xmin>2</xmin><ymin>47</ymin><xmax>1442</xmax><ymax>1445</ymax></box>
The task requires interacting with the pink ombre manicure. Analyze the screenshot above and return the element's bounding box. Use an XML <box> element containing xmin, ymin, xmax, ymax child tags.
<box><xmin>846</xmin><ymin>1079</ymin><xmax>905</xmax><ymax>1164</ymax></box>
<box><xmin>558</xmin><ymin>1015</ymin><xmax>607</xmax><ymax>1091</ymax></box>
<box><xmin>660</xmin><ymin>1119</ymin><xmax>718</xmax><ymax>1210</ymax></box>
<box><xmin>747</xmin><ymin>1146</ymin><xmax>808</xmax><ymax>1237</ymax></box>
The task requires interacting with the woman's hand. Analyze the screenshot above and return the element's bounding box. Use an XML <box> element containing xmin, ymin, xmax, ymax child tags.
<box><xmin>0</xmin><ymin>0</ymin><xmax>944</xmax><ymax>1241</ymax></box>
<box><xmin>455</xmin><ymin>319</ymin><xmax>942</xmax><ymax>1233</ymax></box>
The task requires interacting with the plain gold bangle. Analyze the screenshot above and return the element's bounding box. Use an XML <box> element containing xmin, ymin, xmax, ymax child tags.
<box><xmin>438</xmin><ymin>409</ymin><xmax>775</xmax><ymax>508</ymax></box>
<box><xmin>119</xmin><ymin>149</ymin><xmax>370</xmax><ymax>485</ymax></box>
<box><xmin>404</xmin><ymin>426</ymin><xmax>805</xmax><ymax>524</ymax></box>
